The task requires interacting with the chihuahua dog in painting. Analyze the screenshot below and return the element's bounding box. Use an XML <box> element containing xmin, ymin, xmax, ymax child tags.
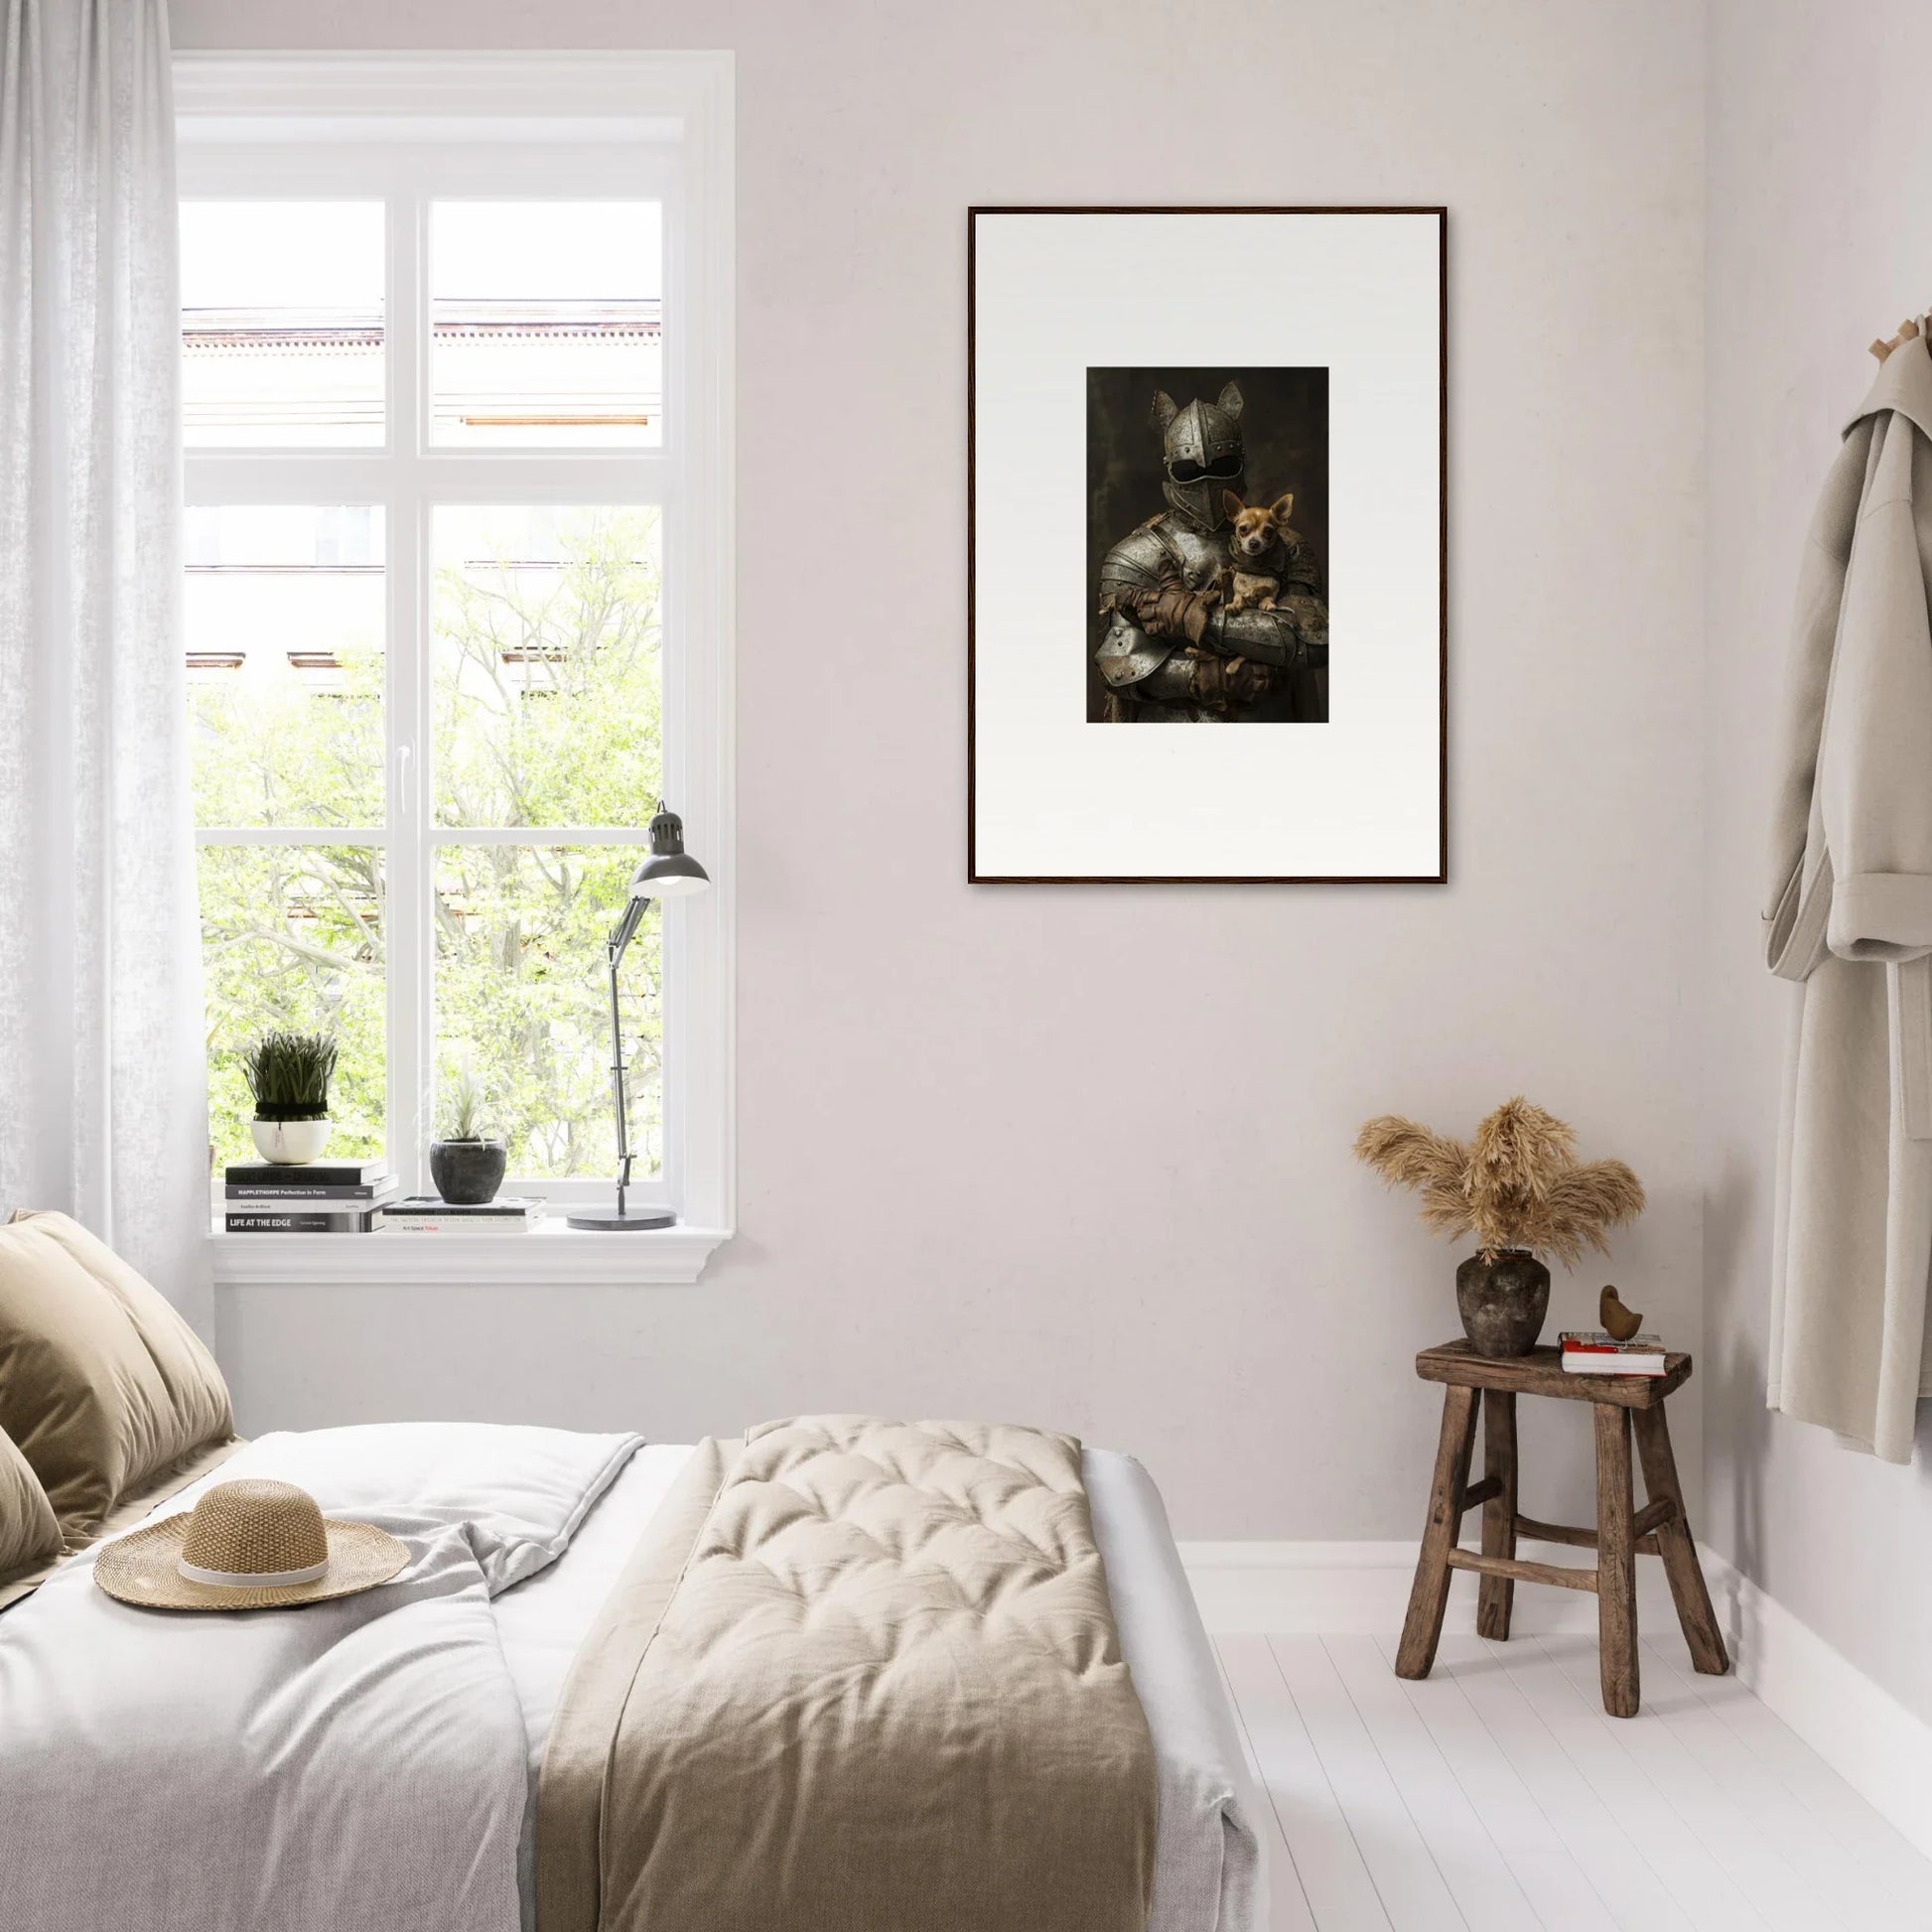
<box><xmin>1218</xmin><ymin>489</ymin><xmax>1296</xmax><ymax>613</ymax></box>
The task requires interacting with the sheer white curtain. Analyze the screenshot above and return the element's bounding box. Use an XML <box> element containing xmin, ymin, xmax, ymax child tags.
<box><xmin>0</xmin><ymin>0</ymin><xmax>209</xmax><ymax>1329</ymax></box>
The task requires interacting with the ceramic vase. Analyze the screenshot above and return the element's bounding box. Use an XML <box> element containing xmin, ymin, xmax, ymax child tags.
<box><xmin>1454</xmin><ymin>1249</ymin><xmax>1551</xmax><ymax>1357</ymax></box>
<box><xmin>428</xmin><ymin>1139</ymin><xmax>507</xmax><ymax>1206</ymax></box>
<box><xmin>249</xmin><ymin>1118</ymin><xmax>332</xmax><ymax>1166</ymax></box>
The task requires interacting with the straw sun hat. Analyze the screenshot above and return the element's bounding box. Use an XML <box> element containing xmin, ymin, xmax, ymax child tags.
<box><xmin>94</xmin><ymin>1478</ymin><xmax>409</xmax><ymax>1611</ymax></box>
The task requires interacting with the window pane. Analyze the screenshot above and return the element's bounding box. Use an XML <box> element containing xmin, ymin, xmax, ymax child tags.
<box><xmin>430</xmin><ymin>202</ymin><xmax>661</xmax><ymax>447</ymax></box>
<box><xmin>432</xmin><ymin>506</ymin><xmax>661</xmax><ymax>828</ymax></box>
<box><xmin>186</xmin><ymin>506</ymin><xmax>385</xmax><ymax>829</ymax></box>
<box><xmin>434</xmin><ymin>846</ymin><xmax>658</xmax><ymax>1179</ymax></box>
<box><xmin>181</xmin><ymin>203</ymin><xmax>384</xmax><ymax>447</ymax></box>
<box><xmin>199</xmin><ymin>845</ymin><xmax>386</xmax><ymax>1167</ymax></box>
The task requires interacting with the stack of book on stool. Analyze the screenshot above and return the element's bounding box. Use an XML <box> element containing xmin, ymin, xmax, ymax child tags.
<box><xmin>376</xmin><ymin>1196</ymin><xmax>546</xmax><ymax>1235</ymax></box>
<box><xmin>223</xmin><ymin>1159</ymin><xmax>398</xmax><ymax>1233</ymax></box>
<box><xmin>1559</xmin><ymin>1329</ymin><xmax>1668</xmax><ymax>1376</ymax></box>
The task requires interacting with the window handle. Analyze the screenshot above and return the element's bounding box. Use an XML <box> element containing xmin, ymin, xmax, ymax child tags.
<box><xmin>397</xmin><ymin>743</ymin><xmax>412</xmax><ymax>818</ymax></box>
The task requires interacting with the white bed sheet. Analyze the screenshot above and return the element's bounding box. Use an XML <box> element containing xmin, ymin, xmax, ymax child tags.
<box><xmin>492</xmin><ymin>1443</ymin><xmax>1264</xmax><ymax>1932</ymax></box>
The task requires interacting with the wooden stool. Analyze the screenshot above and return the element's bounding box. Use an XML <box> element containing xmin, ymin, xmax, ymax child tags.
<box><xmin>1394</xmin><ymin>1339</ymin><xmax>1728</xmax><ymax>1717</ymax></box>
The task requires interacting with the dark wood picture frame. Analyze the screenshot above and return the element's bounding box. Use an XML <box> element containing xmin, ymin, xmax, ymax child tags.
<box><xmin>966</xmin><ymin>206</ymin><xmax>1449</xmax><ymax>886</ymax></box>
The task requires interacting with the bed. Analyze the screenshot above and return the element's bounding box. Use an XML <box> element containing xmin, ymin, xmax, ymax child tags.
<box><xmin>0</xmin><ymin>1206</ymin><xmax>1262</xmax><ymax>1932</ymax></box>
<box><xmin>0</xmin><ymin>1420</ymin><xmax>1264</xmax><ymax>1932</ymax></box>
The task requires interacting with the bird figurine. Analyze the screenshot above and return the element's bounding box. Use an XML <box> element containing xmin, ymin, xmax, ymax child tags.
<box><xmin>1599</xmin><ymin>1285</ymin><xmax>1643</xmax><ymax>1341</ymax></box>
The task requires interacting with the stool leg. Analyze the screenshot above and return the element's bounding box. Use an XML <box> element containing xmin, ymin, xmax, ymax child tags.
<box><xmin>1476</xmin><ymin>1389</ymin><xmax>1518</xmax><ymax>1640</ymax></box>
<box><xmin>1632</xmin><ymin>1404</ymin><xmax>1729</xmax><ymax>1676</ymax></box>
<box><xmin>1397</xmin><ymin>1384</ymin><xmax>1478</xmax><ymax>1680</ymax></box>
<box><xmin>1593</xmin><ymin>1402</ymin><xmax>1640</xmax><ymax>1718</ymax></box>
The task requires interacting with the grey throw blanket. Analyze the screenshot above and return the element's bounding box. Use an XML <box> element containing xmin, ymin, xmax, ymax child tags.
<box><xmin>0</xmin><ymin>1424</ymin><xmax>638</xmax><ymax>1932</ymax></box>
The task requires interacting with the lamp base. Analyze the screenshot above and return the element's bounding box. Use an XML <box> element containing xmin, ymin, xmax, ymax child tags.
<box><xmin>566</xmin><ymin>1205</ymin><xmax>677</xmax><ymax>1231</ymax></box>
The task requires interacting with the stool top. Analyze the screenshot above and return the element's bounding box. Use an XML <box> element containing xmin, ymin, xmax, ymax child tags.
<box><xmin>1416</xmin><ymin>1339</ymin><xmax>1691</xmax><ymax>1407</ymax></box>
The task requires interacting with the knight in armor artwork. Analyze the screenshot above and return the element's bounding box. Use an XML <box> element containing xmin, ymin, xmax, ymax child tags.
<box><xmin>1087</xmin><ymin>366</ymin><xmax>1329</xmax><ymax>723</ymax></box>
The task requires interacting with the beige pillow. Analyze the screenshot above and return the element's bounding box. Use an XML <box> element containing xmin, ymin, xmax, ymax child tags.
<box><xmin>0</xmin><ymin>1422</ymin><xmax>61</xmax><ymax>1584</ymax></box>
<box><xmin>0</xmin><ymin>1211</ymin><xmax>233</xmax><ymax>1537</ymax></box>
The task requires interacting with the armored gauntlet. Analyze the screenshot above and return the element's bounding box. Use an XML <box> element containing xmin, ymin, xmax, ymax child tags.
<box><xmin>1129</xmin><ymin>585</ymin><xmax>1214</xmax><ymax>646</ymax></box>
<box><xmin>1189</xmin><ymin>654</ymin><xmax>1271</xmax><ymax>709</ymax></box>
<box><xmin>1208</xmin><ymin>606</ymin><xmax>1324</xmax><ymax>670</ymax></box>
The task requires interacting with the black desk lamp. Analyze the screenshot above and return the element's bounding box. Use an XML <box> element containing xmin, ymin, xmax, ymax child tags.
<box><xmin>568</xmin><ymin>803</ymin><xmax>709</xmax><ymax>1230</ymax></box>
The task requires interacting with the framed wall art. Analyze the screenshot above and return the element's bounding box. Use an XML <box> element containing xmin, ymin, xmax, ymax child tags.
<box><xmin>968</xmin><ymin>207</ymin><xmax>1447</xmax><ymax>884</ymax></box>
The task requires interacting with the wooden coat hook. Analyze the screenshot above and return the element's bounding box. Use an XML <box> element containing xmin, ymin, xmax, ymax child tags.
<box><xmin>1871</xmin><ymin>315</ymin><xmax>1927</xmax><ymax>362</ymax></box>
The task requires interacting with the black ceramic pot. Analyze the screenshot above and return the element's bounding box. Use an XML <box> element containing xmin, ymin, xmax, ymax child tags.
<box><xmin>428</xmin><ymin>1138</ymin><xmax>507</xmax><ymax>1206</ymax></box>
<box><xmin>1454</xmin><ymin>1249</ymin><xmax>1551</xmax><ymax>1357</ymax></box>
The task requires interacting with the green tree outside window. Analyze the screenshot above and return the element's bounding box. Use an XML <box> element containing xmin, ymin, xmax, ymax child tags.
<box><xmin>196</xmin><ymin>506</ymin><xmax>663</xmax><ymax>1176</ymax></box>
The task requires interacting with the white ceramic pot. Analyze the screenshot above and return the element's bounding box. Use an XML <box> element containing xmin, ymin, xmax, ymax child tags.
<box><xmin>250</xmin><ymin>1118</ymin><xmax>332</xmax><ymax>1165</ymax></box>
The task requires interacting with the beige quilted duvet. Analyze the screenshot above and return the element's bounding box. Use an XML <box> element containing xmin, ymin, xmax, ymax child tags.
<box><xmin>536</xmin><ymin>1416</ymin><xmax>1158</xmax><ymax>1932</ymax></box>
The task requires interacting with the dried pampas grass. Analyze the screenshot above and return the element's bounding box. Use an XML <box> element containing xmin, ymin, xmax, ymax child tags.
<box><xmin>1353</xmin><ymin>1096</ymin><xmax>1644</xmax><ymax>1266</ymax></box>
<box><xmin>1350</xmin><ymin>1117</ymin><xmax>1472</xmax><ymax>1238</ymax></box>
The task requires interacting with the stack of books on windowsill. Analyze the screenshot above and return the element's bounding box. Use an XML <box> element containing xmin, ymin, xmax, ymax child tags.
<box><xmin>222</xmin><ymin>1160</ymin><xmax>398</xmax><ymax>1233</ymax></box>
<box><xmin>1559</xmin><ymin>1329</ymin><xmax>1669</xmax><ymax>1376</ymax></box>
<box><xmin>376</xmin><ymin>1196</ymin><xmax>547</xmax><ymax>1235</ymax></box>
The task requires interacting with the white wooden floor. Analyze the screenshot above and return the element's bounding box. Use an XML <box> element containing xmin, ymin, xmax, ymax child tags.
<box><xmin>1215</xmin><ymin>1630</ymin><xmax>1932</xmax><ymax>1931</ymax></box>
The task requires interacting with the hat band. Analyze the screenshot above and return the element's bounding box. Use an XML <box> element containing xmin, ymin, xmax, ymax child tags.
<box><xmin>178</xmin><ymin>1555</ymin><xmax>330</xmax><ymax>1589</ymax></box>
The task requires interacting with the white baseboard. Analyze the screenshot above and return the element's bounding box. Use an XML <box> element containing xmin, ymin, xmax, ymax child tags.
<box><xmin>1177</xmin><ymin>1537</ymin><xmax>1678</xmax><ymax>1637</ymax></box>
<box><xmin>1698</xmin><ymin>1547</ymin><xmax>1932</xmax><ymax>1863</ymax></box>
<box><xmin>1180</xmin><ymin>1539</ymin><xmax>1932</xmax><ymax>1864</ymax></box>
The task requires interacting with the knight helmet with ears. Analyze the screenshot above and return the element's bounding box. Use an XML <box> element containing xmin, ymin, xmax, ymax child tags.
<box><xmin>1093</xmin><ymin>379</ymin><xmax>1326</xmax><ymax>721</ymax></box>
<box><xmin>1152</xmin><ymin>381</ymin><xmax>1247</xmax><ymax>530</ymax></box>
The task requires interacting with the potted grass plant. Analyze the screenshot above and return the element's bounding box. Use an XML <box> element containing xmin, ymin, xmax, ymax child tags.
<box><xmin>1353</xmin><ymin>1096</ymin><xmax>1646</xmax><ymax>1357</ymax></box>
<box><xmin>428</xmin><ymin>1068</ymin><xmax>507</xmax><ymax>1206</ymax></box>
<box><xmin>243</xmin><ymin>1031</ymin><xmax>339</xmax><ymax>1166</ymax></box>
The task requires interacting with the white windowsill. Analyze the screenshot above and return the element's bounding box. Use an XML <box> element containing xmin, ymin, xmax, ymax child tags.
<box><xmin>208</xmin><ymin>1220</ymin><xmax>731</xmax><ymax>1286</ymax></box>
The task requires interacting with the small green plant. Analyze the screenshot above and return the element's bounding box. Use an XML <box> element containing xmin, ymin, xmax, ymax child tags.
<box><xmin>437</xmin><ymin>1066</ymin><xmax>494</xmax><ymax>1144</ymax></box>
<box><xmin>242</xmin><ymin>1031</ymin><xmax>338</xmax><ymax>1122</ymax></box>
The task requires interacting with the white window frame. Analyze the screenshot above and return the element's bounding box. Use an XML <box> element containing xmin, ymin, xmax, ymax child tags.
<box><xmin>178</xmin><ymin>55</ymin><xmax>735</xmax><ymax>1285</ymax></box>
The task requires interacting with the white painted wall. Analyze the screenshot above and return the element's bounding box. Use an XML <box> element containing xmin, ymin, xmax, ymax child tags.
<box><xmin>1704</xmin><ymin>0</ymin><xmax>1932</xmax><ymax>1730</ymax></box>
<box><xmin>171</xmin><ymin>0</ymin><xmax>1707</xmax><ymax>1541</ymax></box>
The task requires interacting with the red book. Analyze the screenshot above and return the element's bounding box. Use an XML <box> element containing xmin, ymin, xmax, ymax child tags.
<box><xmin>1558</xmin><ymin>1329</ymin><xmax>1666</xmax><ymax>1375</ymax></box>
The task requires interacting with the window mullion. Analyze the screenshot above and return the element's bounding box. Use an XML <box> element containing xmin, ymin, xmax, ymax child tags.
<box><xmin>386</xmin><ymin>180</ymin><xmax>428</xmax><ymax>1198</ymax></box>
<box><xmin>432</xmin><ymin>826</ymin><xmax>648</xmax><ymax>846</ymax></box>
<box><xmin>194</xmin><ymin>827</ymin><xmax>393</xmax><ymax>844</ymax></box>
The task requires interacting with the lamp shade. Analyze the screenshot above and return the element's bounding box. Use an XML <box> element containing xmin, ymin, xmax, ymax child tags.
<box><xmin>629</xmin><ymin>803</ymin><xmax>710</xmax><ymax>900</ymax></box>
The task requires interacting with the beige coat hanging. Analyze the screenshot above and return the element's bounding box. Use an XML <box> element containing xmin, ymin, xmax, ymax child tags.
<box><xmin>1765</xmin><ymin>331</ymin><xmax>1932</xmax><ymax>1461</ymax></box>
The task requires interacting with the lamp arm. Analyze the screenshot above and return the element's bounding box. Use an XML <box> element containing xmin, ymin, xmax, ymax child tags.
<box><xmin>605</xmin><ymin>894</ymin><xmax>652</xmax><ymax>1217</ymax></box>
<box><xmin>608</xmin><ymin>893</ymin><xmax>648</xmax><ymax>962</ymax></box>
